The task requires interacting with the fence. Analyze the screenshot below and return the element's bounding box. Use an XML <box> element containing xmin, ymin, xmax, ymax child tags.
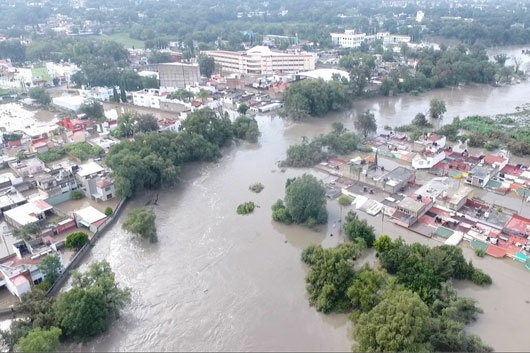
<box><xmin>46</xmin><ymin>198</ymin><xmax>128</xmax><ymax>298</ymax></box>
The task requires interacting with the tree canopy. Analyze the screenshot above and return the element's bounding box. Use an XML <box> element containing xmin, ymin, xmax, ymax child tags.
<box><xmin>28</xmin><ymin>87</ymin><xmax>50</xmax><ymax>106</ymax></box>
<box><xmin>122</xmin><ymin>208</ymin><xmax>158</xmax><ymax>243</ymax></box>
<box><xmin>283</xmin><ymin>174</ymin><xmax>328</xmax><ymax>225</ymax></box>
<box><xmin>354</xmin><ymin>110</ymin><xmax>377</xmax><ymax>139</ymax></box>
<box><xmin>14</xmin><ymin>327</ymin><xmax>61</xmax><ymax>353</ymax></box>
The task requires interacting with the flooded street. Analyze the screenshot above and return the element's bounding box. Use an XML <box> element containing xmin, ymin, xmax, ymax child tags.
<box><xmin>73</xmin><ymin>48</ymin><xmax>530</xmax><ymax>352</ymax></box>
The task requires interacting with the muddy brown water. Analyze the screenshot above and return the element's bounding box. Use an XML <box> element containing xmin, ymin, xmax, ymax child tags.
<box><xmin>66</xmin><ymin>48</ymin><xmax>530</xmax><ymax>352</ymax></box>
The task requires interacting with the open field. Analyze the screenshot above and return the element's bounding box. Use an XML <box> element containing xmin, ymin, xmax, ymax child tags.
<box><xmin>86</xmin><ymin>32</ymin><xmax>145</xmax><ymax>49</ymax></box>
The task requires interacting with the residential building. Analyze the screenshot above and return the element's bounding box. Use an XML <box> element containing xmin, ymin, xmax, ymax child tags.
<box><xmin>202</xmin><ymin>46</ymin><xmax>316</xmax><ymax>75</ymax></box>
<box><xmin>75</xmin><ymin>161</ymin><xmax>115</xmax><ymax>202</ymax></box>
<box><xmin>0</xmin><ymin>187</ymin><xmax>27</xmax><ymax>214</ymax></box>
<box><xmin>374</xmin><ymin>166</ymin><xmax>416</xmax><ymax>193</ymax></box>
<box><xmin>29</xmin><ymin>136</ymin><xmax>52</xmax><ymax>154</ymax></box>
<box><xmin>466</xmin><ymin>154</ymin><xmax>509</xmax><ymax>188</ymax></box>
<box><xmin>392</xmin><ymin>195</ymin><xmax>432</xmax><ymax>227</ymax></box>
<box><xmin>9</xmin><ymin>158</ymin><xmax>46</xmax><ymax>178</ymax></box>
<box><xmin>437</xmin><ymin>185</ymin><xmax>473</xmax><ymax>211</ymax></box>
<box><xmin>74</xmin><ymin>206</ymin><xmax>107</xmax><ymax>233</ymax></box>
<box><xmin>35</xmin><ymin>167</ymin><xmax>78</xmax><ymax>200</ymax></box>
<box><xmin>158</xmin><ymin>63</ymin><xmax>200</xmax><ymax>90</ymax></box>
<box><xmin>132</xmin><ymin>88</ymin><xmax>166</xmax><ymax>109</ymax></box>
<box><xmin>56</xmin><ymin>117</ymin><xmax>87</xmax><ymax>132</ymax></box>
<box><xmin>79</xmin><ymin>86</ymin><xmax>114</xmax><ymax>101</ymax></box>
<box><xmin>4</xmin><ymin>200</ymin><xmax>54</xmax><ymax>229</ymax></box>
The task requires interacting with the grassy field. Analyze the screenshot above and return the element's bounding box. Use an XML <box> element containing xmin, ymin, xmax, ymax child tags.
<box><xmin>87</xmin><ymin>32</ymin><xmax>145</xmax><ymax>49</ymax></box>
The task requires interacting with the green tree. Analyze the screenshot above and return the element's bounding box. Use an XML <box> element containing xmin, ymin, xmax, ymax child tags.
<box><xmin>412</xmin><ymin>113</ymin><xmax>428</xmax><ymax>127</ymax></box>
<box><xmin>494</xmin><ymin>53</ymin><xmax>507</xmax><ymax>67</ymax></box>
<box><xmin>237</xmin><ymin>103</ymin><xmax>249</xmax><ymax>115</ymax></box>
<box><xmin>65</xmin><ymin>232</ymin><xmax>89</xmax><ymax>250</ymax></box>
<box><xmin>28</xmin><ymin>87</ymin><xmax>50</xmax><ymax>106</ymax></box>
<box><xmin>14</xmin><ymin>327</ymin><xmax>61</xmax><ymax>353</ymax></box>
<box><xmin>80</xmin><ymin>100</ymin><xmax>104</xmax><ymax>119</ymax></box>
<box><xmin>53</xmin><ymin>288</ymin><xmax>107</xmax><ymax>342</ymax></box>
<box><xmin>429</xmin><ymin>99</ymin><xmax>447</xmax><ymax>119</ymax></box>
<box><xmin>353</xmin><ymin>290</ymin><xmax>433</xmax><ymax>352</ymax></box>
<box><xmin>284</xmin><ymin>174</ymin><xmax>327</xmax><ymax>225</ymax></box>
<box><xmin>343</xmin><ymin>211</ymin><xmax>376</xmax><ymax>247</ymax></box>
<box><xmin>122</xmin><ymin>208</ymin><xmax>157</xmax><ymax>243</ymax></box>
<box><xmin>180</xmin><ymin>108</ymin><xmax>233</xmax><ymax>147</ymax></box>
<box><xmin>112</xmin><ymin>86</ymin><xmax>120</xmax><ymax>102</ymax></box>
<box><xmin>134</xmin><ymin>114</ymin><xmax>159</xmax><ymax>134</ymax></box>
<box><xmin>104</xmin><ymin>207</ymin><xmax>113</xmax><ymax>216</ymax></box>
<box><xmin>197</xmin><ymin>89</ymin><xmax>209</xmax><ymax>103</ymax></box>
<box><xmin>232</xmin><ymin>115</ymin><xmax>260</xmax><ymax>142</ymax></box>
<box><xmin>347</xmin><ymin>267</ymin><xmax>391</xmax><ymax>312</ymax></box>
<box><xmin>302</xmin><ymin>242</ymin><xmax>366</xmax><ymax>313</ymax></box>
<box><xmin>382</xmin><ymin>49</ymin><xmax>394</xmax><ymax>62</ymax></box>
<box><xmin>271</xmin><ymin>199</ymin><xmax>293</xmax><ymax>224</ymax></box>
<box><xmin>37</xmin><ymin>255</ymin><xmax>62</xmax><ymax>286</ymax></box>
<box><xmin>71</xmin><ymin>260</ymin><xmax>131</xmax><ymax>318</ymax></box>
<box><xmin>354</xmin><ymin>110</ymin><xmax>377</xmax><ymax>139</ymax></box>
<box><xmin>199</xmin><ymin>54</ymin><xmax>215</xmax><ymax>78</ymax></box>
<box><xmin>148</xmin><ymin>51</ymin><xmax>175</xmax><ymax>64</ymax></box>
<box><xmin>338</xmin><ymin>195</ymin><xmax>352</xmax><ymax>206</ymax></box>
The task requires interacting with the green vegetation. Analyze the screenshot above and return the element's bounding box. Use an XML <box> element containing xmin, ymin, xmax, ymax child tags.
<box><xmin>167</xmin><ymin>89</ymin><xmax>194</xmax><ymax>102</ymax></box>
<box><xmin>338</xmin><ymin>195</ymin><xmax>352</xmax><ymax>207</ymax></box>
<box><xmin>435</xmin><ymin>114</ymin><xmax>530</xmax><ymax>156</ymax></box>
<box><xmin>232</xmin><ymin>115</ymin><xmax>260</xmax><ymax>143</ymax></box>
<box><xmin>122</xmin><ymin>208</ymin><xmax>157</xmax><ymax>243</ymax></box>
<box><xmin>236</xmin><ymin>202</ymin><xmax>255</xmax><ymax>215</ymax></box>
<box><xmin>430</xmin><ymin>99</ymin><xmax>447</xmax><ymax>119</ymax></box>
<box><xmin>282</xmin><ymin>123</ymin><xmax>360</xmax><ymax>167</ymax></box>
<box><xmin>302</xmin><ymin>241</ymin><xmax>367</xmax><ymax>313</ymax></box>
<box><xmin>37</xmin><ymin>255</ymin><xmax>62</xmax><ymax>287</ymax></box>
<box><xmin>70</xmin><ymin>190</ymin><xmax>84</xmax><ymax>200</ymax></box>
<box><xmin>148</xmin><ymin>51</ymin><xmax>175</xmax><ymax>64</ymax></box>
<box><xmin>79</xmin><ymin>100</ymin><xmax>104</xmax><ymax>119</ymax></box>
<box><xmin>343</xmin><ymin>211</ymin><xmax>375</xmax><ymax>247</ymax></box>
<box><xmin>28</xmin><ymin>87</ymin><xmax>50</xmax><ymax>106</ymax></box>
<box><xmin>199</xmin><ymin>54</ymin><xmax>215</xmax><ymax>78</ymax></box>
<box><xmin>14</xmin><ymin>327</ymin><xmax>62</xmax><ymax>353</ymax></box>
<box><xmin>272</xmin><ymin>174</ymin><xmax>327</xmax><ymax>227</ymax></box>
<box><xmin>54</xmin><ymin>261</ymin><xmax>130</xmax><ymax>342</ymax></box>
<box><xmin>474</xmin><ymin>248</ymin><xmax>486</xmax><ymax>257</ymax></box>
<box><xmin>282</xmin><ymin>79</ymin><xmax>350</xmax><ymax>120</ymax></box>
<box><xmin>104</xmin><ymin>207</ymin><xmax>113</xmax><ymax>216</ymax></box>
<box><xmin>64</xmin><ymin>142</ymin><xmax>104</xmax><ymax>161</ymax></box>
<box><xmin>65</xmin><ymin>232</ymin><xmax>89</xmax><ymax>250</ymax></box>
<box><xmin>237</xmin><ymin>104</ymin><xmax>250</xmax><ymax>115</ymax></box>
<box><xmin>106</xmin><ymin>108</ymin><xmax>259</xmax><ymax>198</ymax></box>
<box><xmin>300</xmin><ymin>233</ymin><xmax>492</xmax><ymax>352</ymax></box>
<box><xmin>89</xmin><ymin>32</ymin><xmax>145</xmax><ymax>49</ymax></box>
<box><xmin>271</xmin><ymin>200</ymin><xmax>293</xmax><ymax>225</ymax></box>
<box><xmin>113</xmin><ymin>112</ymin><xmax>159</xmax><ymax>138</ymax></box>
<box><xmin>0</xmin><ymin>261</ymin><xmax>129</xmax><ymax>349</ymax></box>
<box><xmin>38</xmin><ymin>149</ymin><xmax>66</xmax><ymax>163</ymax></box>
<box><xmin>249</xmin><ymin>183</ymin><xmax>264</xmax><ymax>193</ymax></box>
<box><xmin>375</xmin><ymin>236</ymin><xmax>492</xmax><ymax>301</ymax></box>
<box><xmin>14</xmin><ymin>223</ymin><xmax>40</xmax><ymax>240</ymax></box>
<box><xmin>354</xmin><ymin>110</ymin><xmax>377</xmax><ymax>139</ymax></box>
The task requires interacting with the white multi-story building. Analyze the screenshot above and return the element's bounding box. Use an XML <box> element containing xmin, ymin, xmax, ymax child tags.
<box><xmin>132</xmin><ymin>88</ymin><xmax>165</xmax><ymax>109</ymax></box>
<box><xmin>330</xmin><ymin>30</ymin><xmax>367</xmax><ymax>48</ymax></box>
<box><xmin>202</xmin><ymin>46</ymin><xmax>315</xmax><ymax>75</ymax></box>
<box><xmin>330</xmin><ymin>30</ymin><xmax>411</xmax><ymax>48</ymax></box>
<box><xmin>79</xmin><ymin>86</ymin><xmax>114</xmax><ymax>101</ymax></box>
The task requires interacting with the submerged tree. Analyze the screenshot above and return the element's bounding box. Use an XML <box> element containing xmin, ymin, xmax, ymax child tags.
<box><xmin>122</xmin><ymin>208</ymin><xmax>158</xmax><ymax>243</ymax></box>
<box><xmin>354</xmin><ymin>110</ymin><xmax>377</xmax><ymax>139</ymax></box>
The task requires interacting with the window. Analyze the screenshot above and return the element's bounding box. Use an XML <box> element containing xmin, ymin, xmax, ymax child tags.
<box><xmin>105</xmin><ymin>186</ymin><xmax>111</xmax><ymax>191</ymax></box>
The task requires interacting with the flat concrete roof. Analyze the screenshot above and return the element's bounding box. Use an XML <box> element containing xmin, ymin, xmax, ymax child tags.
<box><xmin>74</xmin><ymin>206</ymin><xmax>106</xmax><ymax>224</ymax></box>
<box><xmin>76</xmin><ymin>161</ymin><xmax>103</xmax><ymax>178</ymax></box>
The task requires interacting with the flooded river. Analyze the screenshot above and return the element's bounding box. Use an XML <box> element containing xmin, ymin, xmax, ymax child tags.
<box><xmin>74</xmin><ymin>48</ymin><xmax>530</xmax><ymax>352</ymax></box>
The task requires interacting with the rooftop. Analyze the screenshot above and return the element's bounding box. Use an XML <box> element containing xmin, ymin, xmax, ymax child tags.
<box><xmin>4</xmin><ymin>200</ymin><xmax>53</xmax><ymax>226</ymax></box>
<box><xmin>398</xmin><ymin>197</ymin><xmax>429</xmax><ymax>213</ymax></box>
<box><xmin>76</xmin><ymin>161</ymin><xmax>104</xmax><ymax>178</ymax></box>
<box><xmin>74</xmin><ymin>206</ymin><xmax>106</xmax><ymax>224</ymax></box>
